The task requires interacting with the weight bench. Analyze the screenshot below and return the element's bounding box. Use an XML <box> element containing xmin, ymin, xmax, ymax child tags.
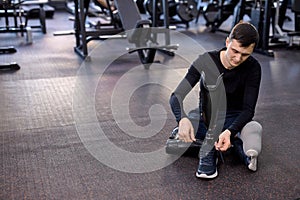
<box><xmin>22</xmin><ymin>0</ymin><xmax>50</xmax><ymax>34</ymax></box>
<box><xmin>114</xmin><ymin>0</ymin><xmax>178</xmax><ymax>69</ymax></box>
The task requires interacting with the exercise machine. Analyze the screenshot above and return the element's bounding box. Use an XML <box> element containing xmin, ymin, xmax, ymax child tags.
<box><xmin>0</xmin><ymin>0</ymin><xmax>50</xmax><ymax>35</ymax></box>
<box><xmin>202</xmin><ymin>0</ymin><xmax>255</xmax><ymax>33</ymax></box>
<box><xmin>144</xmin><ymin>0</ymin><xmax>198</xmax><ymax>28</ymax></box>
<box><xmin>195</xmin><ymin>0</ymin><xmax>209</xmax><ymax>24</ymax></box>
<box><xmin>87</xmin><ymin>0</ymin><xmax>122</xmax><ymax>28</ymax></box>
<box><xmin>135</xmin><ymin>0</ymin><xmax>146</xmax><ymax>14</ymax></box>
<box><xmin>267</xmin><ymin>0</ymin><xmax>291</xmax><ymax>46</ymax></box>
<box><xmin>71</xmin><ymin>0</ymin><xmax>124</xmax><ymax>59</ymax></box>
<box><xmin>249</xmin><ymin>0</ymin><xmax>299</xmax><ymax>55</ymax></box>
<box><xmin>286</xmin><ymin>0</ymin><xmax>300</xmax><ymax>47</ymax></box>
<box><xmin>21</xmin><ymin>0</ymin><xmax>53</xmax><ymax>34</ymax></box>
<box><xmin>231</xmin><ymin>0</ymin><xmax>254</xmax><ymax>27</ymax></box>
<box><xmin>58</xmin><ymin>0</ymin><xmax>178</xmax><ymax>61</ymax></box>
<box><xmin>249</xmin><ymin>0</ymin><xmax>274</xmax><ymax>56</ymax></box>
<box><xmin>202</xmin><ymin>0</ymin><xmax>240</xmax><ymax>32</ymax></box>
<box><xmin>115</xmin><ymin>0</ymin><xmax>178</xmax><ymax>68</ymax></box>
<box><xmin>272</xmin><ymin>0</ymin><xmax>300</xmax><ymax>47</ymax></box>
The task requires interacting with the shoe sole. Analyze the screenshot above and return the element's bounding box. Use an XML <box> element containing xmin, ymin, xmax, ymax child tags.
<box><xmin>246</xmin><ymin>149</ymin><xmax>258</xmax><ymax>171</ymax></box>
<box><xmin>195</xmin><ymin>170</ymin><xmax>218</xmax><ymax>179</ymax></box>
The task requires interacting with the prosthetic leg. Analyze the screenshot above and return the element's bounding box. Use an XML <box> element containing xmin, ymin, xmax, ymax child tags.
<box><xmin>165</xmin><ymin>109</ymin><xmax>203</xmax><ymax>156</ymax></box>
<box><xmin>166</xmin><ymin>70</ymin><xmax>226</xmax><ymax>156</ymax></box>
<box><xmin>198</xmin><ymin>71</ymin><xmax>226</xmax><ymax>159</ymax></box>
<box><xmin>240</xmin><ymin>121</ymin><xmax>262</xmax><ymax>171</ymax></box>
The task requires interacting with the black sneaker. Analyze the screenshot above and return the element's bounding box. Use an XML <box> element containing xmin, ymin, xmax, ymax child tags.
<box><xmin>196</xmin><ymin>148</ymin><xmax>218</xmax><ymax>179</ymax></box>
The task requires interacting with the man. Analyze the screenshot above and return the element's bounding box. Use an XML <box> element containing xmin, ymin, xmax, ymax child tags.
<box><xmin>169</xmin><ymin>22</ymin><xmax>263</xmax><ymax>179</ymax></box>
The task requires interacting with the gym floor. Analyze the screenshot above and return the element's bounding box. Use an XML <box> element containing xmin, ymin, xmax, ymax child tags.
<box><xmin>1</xmin><ymin>8</ymin><xmax>300</xmax><ymax>200</ymax></box>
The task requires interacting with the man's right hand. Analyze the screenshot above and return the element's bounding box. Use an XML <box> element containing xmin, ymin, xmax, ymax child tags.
<box><xmin>178</xmin><ymin>117</ymin><xmax>196</xmax><ymax>143</ymax></box>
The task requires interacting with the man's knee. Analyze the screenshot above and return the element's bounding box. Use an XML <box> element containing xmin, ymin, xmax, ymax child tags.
<box><xmin>240</xmin><ymin>121</ymin><xmax>262</xmax><ymax>155</ymax></box>
<box><xmin>241</xmin><ymin>121</ymin><xmax>262</xmax><ymax>136</ymax></box>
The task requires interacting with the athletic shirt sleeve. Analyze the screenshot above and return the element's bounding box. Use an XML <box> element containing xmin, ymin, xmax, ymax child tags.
<box><xmin>169</xmin><ymin>55</ymin><xmax>203</xmax><ymax>123</ymax></box>
<box><xmin>226</xmin><ymin>56</ymin><xmax>262</xmax><ymax>136</ymax></box>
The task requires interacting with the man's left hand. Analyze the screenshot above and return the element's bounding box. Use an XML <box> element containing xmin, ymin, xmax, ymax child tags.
<box><xmin>215</xmin><ymin>129</ymin><xmax>232</xmax><ymax>151</ymax></box>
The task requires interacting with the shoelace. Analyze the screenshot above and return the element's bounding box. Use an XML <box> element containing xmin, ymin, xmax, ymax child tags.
<box><xmin>199</xmin><ymin>148</ymin><xmax>216</xmax><ymax>166</ymax></box>
<box><xmin>217</xmin><ymin>150</ymin><xmax>224</xmax><ymax>163</ymax></box>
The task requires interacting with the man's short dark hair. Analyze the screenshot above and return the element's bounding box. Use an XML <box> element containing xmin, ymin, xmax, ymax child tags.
<box><xmin>228</xmin><ymin>21</ymin><xmax>259</xmax><ymax>47</ymax></box>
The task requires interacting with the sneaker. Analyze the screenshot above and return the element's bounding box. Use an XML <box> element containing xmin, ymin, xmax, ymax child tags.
<box><xmin>196</xmin><ymin>148</ymin><xmax>218</xmax><ymax>179</ymax></box>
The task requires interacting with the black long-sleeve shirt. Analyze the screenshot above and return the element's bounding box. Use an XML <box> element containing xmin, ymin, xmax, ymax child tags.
<box><xmin>169</xmin><ymin>48</ymin><xmax>261</xmax><ymax>136</ymax></box>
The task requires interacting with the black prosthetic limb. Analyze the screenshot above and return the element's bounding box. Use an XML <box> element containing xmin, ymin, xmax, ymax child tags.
<box><xmin>165</xmin><ymin>130</ymin><xmax>203</xmax><ymax>156</ymax></box>
<box><xmin>166</xmin><ymin>71</ymin><xmax>226</xmax><ymax>157</ymax></box>
<box><xmin>198</xmin><ymin>71</ymin><xmax>225</xmax><ymax>160</ymax></box>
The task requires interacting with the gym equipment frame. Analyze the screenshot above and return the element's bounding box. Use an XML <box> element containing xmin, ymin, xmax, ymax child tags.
<box><xmin>0</xmin><ymin>0</ymin><xmax>32</xmax><ymax>43</ymax></box>
<box><xmin>0</xmin><ymin>0</ymin><xmax>48</xmax><ymax>36</ymax></box>
<box><xmin>144</xmin><ymin>0</ymin><xmax>198</xmax><ymax>29</ymax></box>
<box><xmin>73</xmin><ymin>0</ymin><xmax>124</xmax><ymax>59</ymax></box>
<box><xmin>115</xmin><ymin>0</ymin><xmax>178</xmax><ymax>68</ymax></box>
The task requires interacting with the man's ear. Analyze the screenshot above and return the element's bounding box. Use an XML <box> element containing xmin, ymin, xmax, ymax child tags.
<box><xmin>225</xmin><ymin>37</ymin><xmax>230</xmax><ymax>47</ymax></box>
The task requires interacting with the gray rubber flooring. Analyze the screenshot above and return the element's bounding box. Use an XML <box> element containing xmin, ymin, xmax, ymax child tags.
<box><xmin>0</xmin><ymin>10</ymin><xmax>299</xmax><ymax>200</ymax></box>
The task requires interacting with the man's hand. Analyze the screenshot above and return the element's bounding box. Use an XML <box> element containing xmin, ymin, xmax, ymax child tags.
<box><xmin>178</xmin><ymin>117</ymin><xmax>196</xmax><ymax>143</ymax></box>
<box><xmin>215</xmin><ymin>129</ymin><xmax>231</xmax><ymax>151</ymax></box>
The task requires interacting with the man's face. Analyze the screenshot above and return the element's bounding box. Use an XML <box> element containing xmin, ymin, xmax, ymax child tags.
<box><xmin>224</xmin><ymin>38</ymin><xmax>255</xmax><ymax>69</ymax></box>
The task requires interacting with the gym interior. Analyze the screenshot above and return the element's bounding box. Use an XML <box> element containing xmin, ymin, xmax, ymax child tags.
<box><xmin>1</xmin><ymin>0</ymin><xmax>299</xmax><ymax>199</ymax></box>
